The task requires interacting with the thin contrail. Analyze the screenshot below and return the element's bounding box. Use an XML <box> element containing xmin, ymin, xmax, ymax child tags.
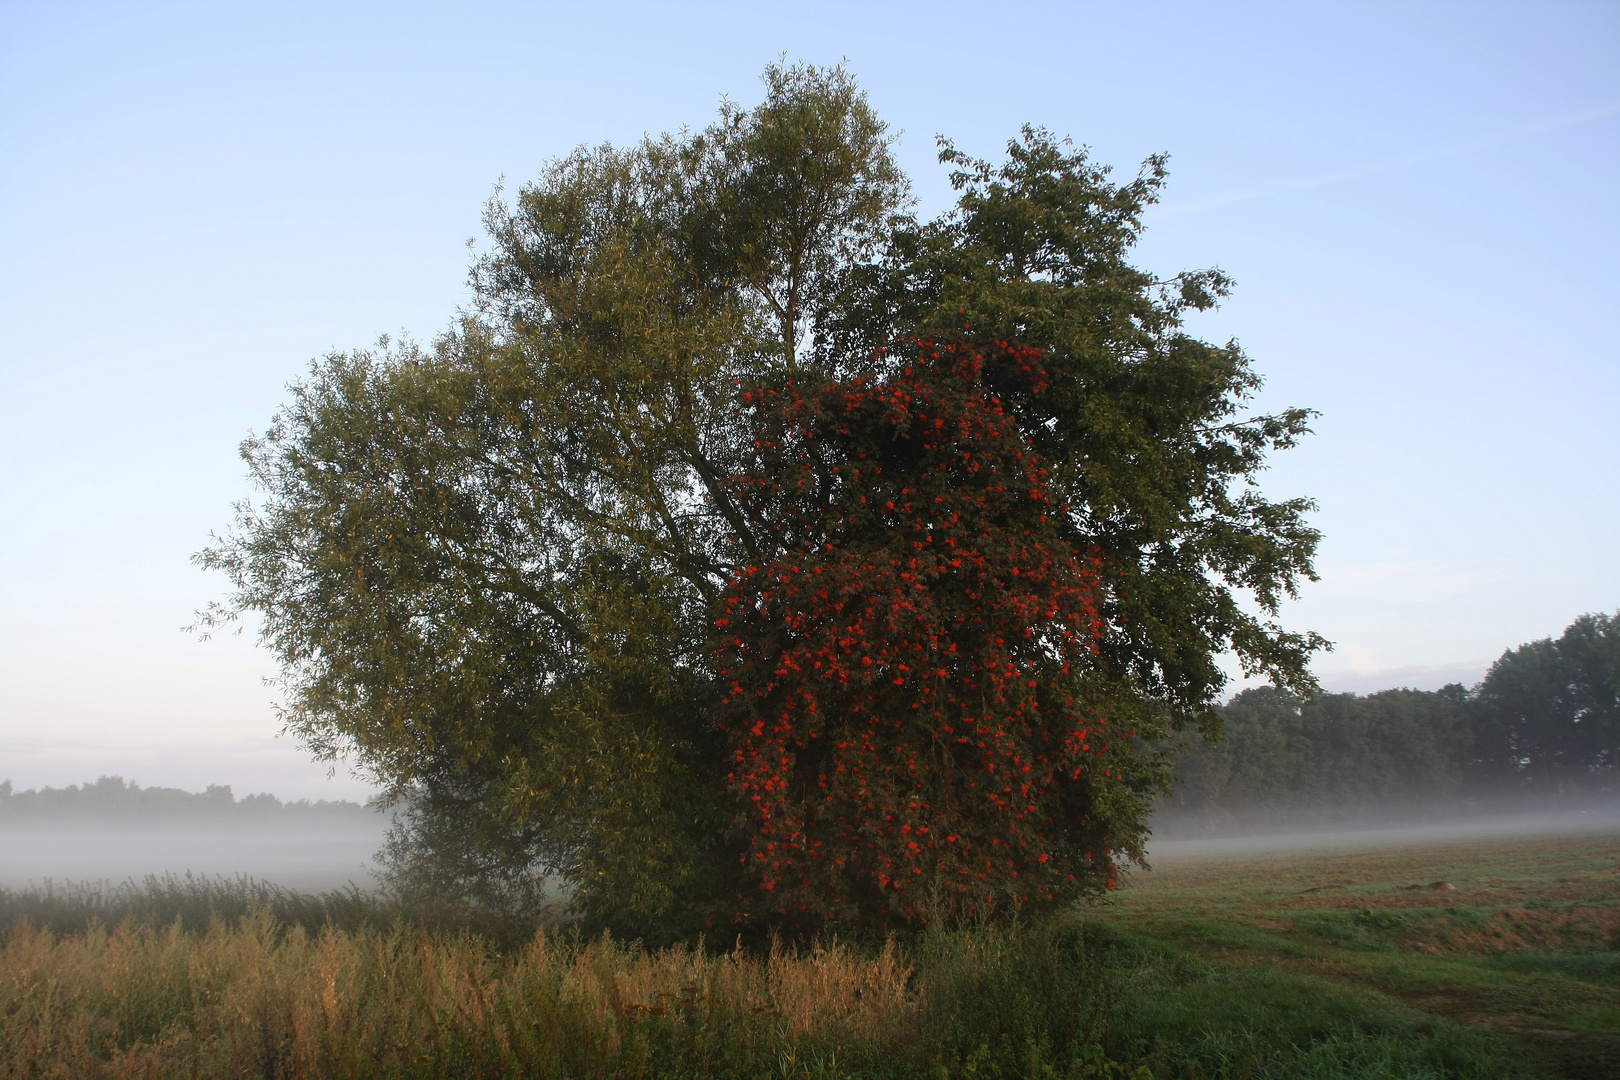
<box><xmin>1154</xmin><ymin>99</ymin><xmax>1620</xmax><ymax>219</ymax></box>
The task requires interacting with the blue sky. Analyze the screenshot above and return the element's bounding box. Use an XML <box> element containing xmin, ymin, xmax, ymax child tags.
<box><xmin>2</xmin><ymin>1</ymin><xmax>1616</xmax><ymax>800</ymax></box>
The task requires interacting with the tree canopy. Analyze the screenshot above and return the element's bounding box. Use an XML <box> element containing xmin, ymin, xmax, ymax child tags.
<box><xmin>1470</xmin><ymin>611</ymin><xmax>1619</xmax><ymax>787</ymax></box>
<box><xmin>199</xmin><ymin>63</ymin><xmax>1323</xmax><ymax>937</ymax></box>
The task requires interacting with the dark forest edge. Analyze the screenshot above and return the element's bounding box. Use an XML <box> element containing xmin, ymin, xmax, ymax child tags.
<box><xmin>0</xmin><ymin>776</ymin><xmax>369</xmax><ymax>821</ymax></box>
<box><xmin>1157</xmin><ymin>610</ymin><xmax>1620</xmax><ymax>836</ymax></box>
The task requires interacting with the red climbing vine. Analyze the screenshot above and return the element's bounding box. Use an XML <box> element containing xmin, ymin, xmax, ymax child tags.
<box><xmin>716</xmin><ymin>336</ymin><xmax>1126</xmax><ymax>929</ymax></box>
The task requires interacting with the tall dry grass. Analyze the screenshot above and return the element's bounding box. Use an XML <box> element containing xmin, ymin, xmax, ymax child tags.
<box><xmin>0</xmin><ymin>904</ymin><xmax>1113</xmax><ymax>1079</ymax></box>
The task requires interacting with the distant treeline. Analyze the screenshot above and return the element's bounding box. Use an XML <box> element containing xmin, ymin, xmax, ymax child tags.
<box><xmin>0</xmin><ymin>776</ymin><xmax>369</xmax><ymax>822</ymax></box>
<box><xmin>1159</xmin><ymin>612</ymin><xmax>1619</xmax><ymax>833</ymax></box>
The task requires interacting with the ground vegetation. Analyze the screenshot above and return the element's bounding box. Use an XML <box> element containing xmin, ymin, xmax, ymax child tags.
<box><xmin>9</xmin><ymin>833</ymin><xmax>1613</xmax><ymax>1078</ymax></box>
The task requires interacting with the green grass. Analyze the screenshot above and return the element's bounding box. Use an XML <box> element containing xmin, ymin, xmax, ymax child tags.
<box><xmin>1480</xmin><ymin>951</ymin><xmax>1620</xmax><ymax>985</ymax></box>
<box><xmin>1094</xmin><ymin>831</ymin><xmax>1620</xmax><ymax>1079</ymax></box>
<box><xmin>1086</xmin><ymin>923</ymin><xmax>1534</xmax><ymax>1079</ymax></box>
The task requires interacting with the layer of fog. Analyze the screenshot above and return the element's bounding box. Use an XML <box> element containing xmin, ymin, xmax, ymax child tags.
<box><xmin>1144</xmin><ymin>804</ymin><xmax>1620</xmax><ymax>862</ymax></box>
<box><xmin>0</xmin><ymin>817</ymin><xmax>394</xmax><ymax>891</ymax></box>
<box><xmin>5</xmin><ymin>804</ymin><xmax>1616</xmax><ymax>893</ymax></box>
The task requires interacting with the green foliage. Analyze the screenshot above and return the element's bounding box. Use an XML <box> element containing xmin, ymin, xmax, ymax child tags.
<box><xmin>1470</xmin><ymin>610</ymin><xmax>1620</xmax><ymax>787</ymax></box>
<box><xmin>825</xmin><ymin>128</ymin><xmax>1327</xmax><ymax>721</ymax></box>
<box><xmin>198</xmin><ymin>64</ymin><xmax>1322</xmax><ymax>935</ymax></box>
<box><xmin>908</xmin><ymin>920</ymin><xmax>1121</xmax><ymax>1078</ymax></box>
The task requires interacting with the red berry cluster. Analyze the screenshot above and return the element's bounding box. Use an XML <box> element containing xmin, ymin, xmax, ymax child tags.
<box><xmin>716</xmin><ymin>337</ymin><xmax>1119</xmax><ymax>928</ymax></box>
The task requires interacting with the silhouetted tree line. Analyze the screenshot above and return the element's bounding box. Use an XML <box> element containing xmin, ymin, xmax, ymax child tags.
<box><xmin>1159</xmin><ymin>612</ymin><xmax>1619</xmax><ymax>832</ymax></box>
<box><xmin>0</xmin><ymin>776</ymin><xmax>368</xmax><ymax>821</ymax></box>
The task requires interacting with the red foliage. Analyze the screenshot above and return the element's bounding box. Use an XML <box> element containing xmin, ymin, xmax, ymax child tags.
<box><xmin>716</xmin><ymin>337</ymin><xmax>1120</xmax><ymax>928</ymax></box>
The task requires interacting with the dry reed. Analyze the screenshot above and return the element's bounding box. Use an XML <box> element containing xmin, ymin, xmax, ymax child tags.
<box><xmin>0</xmin><ymin>910</ymin><xmax>1029</xmax><ymax>1079</ymax></box>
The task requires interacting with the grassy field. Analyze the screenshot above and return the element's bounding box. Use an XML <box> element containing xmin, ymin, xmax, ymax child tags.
<box><xmin>1096</xmin><ymin>829</ymin><xmax>1620</xmax><ymax>1079</ymax></box>
<box><xmin>0</xmin><ymin>831</ymin><xmax>1614</xmax><ymax>1078</ymax></box>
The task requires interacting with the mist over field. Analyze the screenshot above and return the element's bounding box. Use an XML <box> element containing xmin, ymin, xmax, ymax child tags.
<box><xmin>0</xmin><ymin>778</ymin><xmax>391</xmax><ymax>891</ymax></box>
<box><xmin>0</xmin><ymin>819</ymin><xmax>389</xmax><ymax>892</ymax></box>
<box><xmin>3</xmin><ymin>778</ymin><xmax>1612</xmax><ymax>894</ymax></box>
<box><xmin>6</xmin><ymin>804</ymin><xmax>1612</xmax><ymax>892</ymax></box>
<box><xmin>1144</xmin><ymin>800</ymin><xmax>1620</xmax><ymax>861</ymax></box>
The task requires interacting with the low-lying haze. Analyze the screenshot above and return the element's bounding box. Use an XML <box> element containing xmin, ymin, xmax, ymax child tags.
<box><xmin>2</xmin><ymin>788</ymin><xmax>1610</xmax><ymax>895</ymax></box>
<box><xmin>0</xmin><ymin>819</ymin><xmax>392</xmax><ymax>892</ymax></box>
<box><xmin>1144</xmin><ymin>804</ymin><xmax>1620</xmax><ymax>862</ymax></box>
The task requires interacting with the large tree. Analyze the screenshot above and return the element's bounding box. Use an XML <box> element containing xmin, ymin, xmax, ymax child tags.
<box><xmin>1468</xmin><ymin>611</ymin><xmax>1619</xmax><ymax>788</ymax></box>
<box><xmin>199</xmin><ymin>64</ymin><xmax>1323</xmax><ymax>937</ymax></box>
